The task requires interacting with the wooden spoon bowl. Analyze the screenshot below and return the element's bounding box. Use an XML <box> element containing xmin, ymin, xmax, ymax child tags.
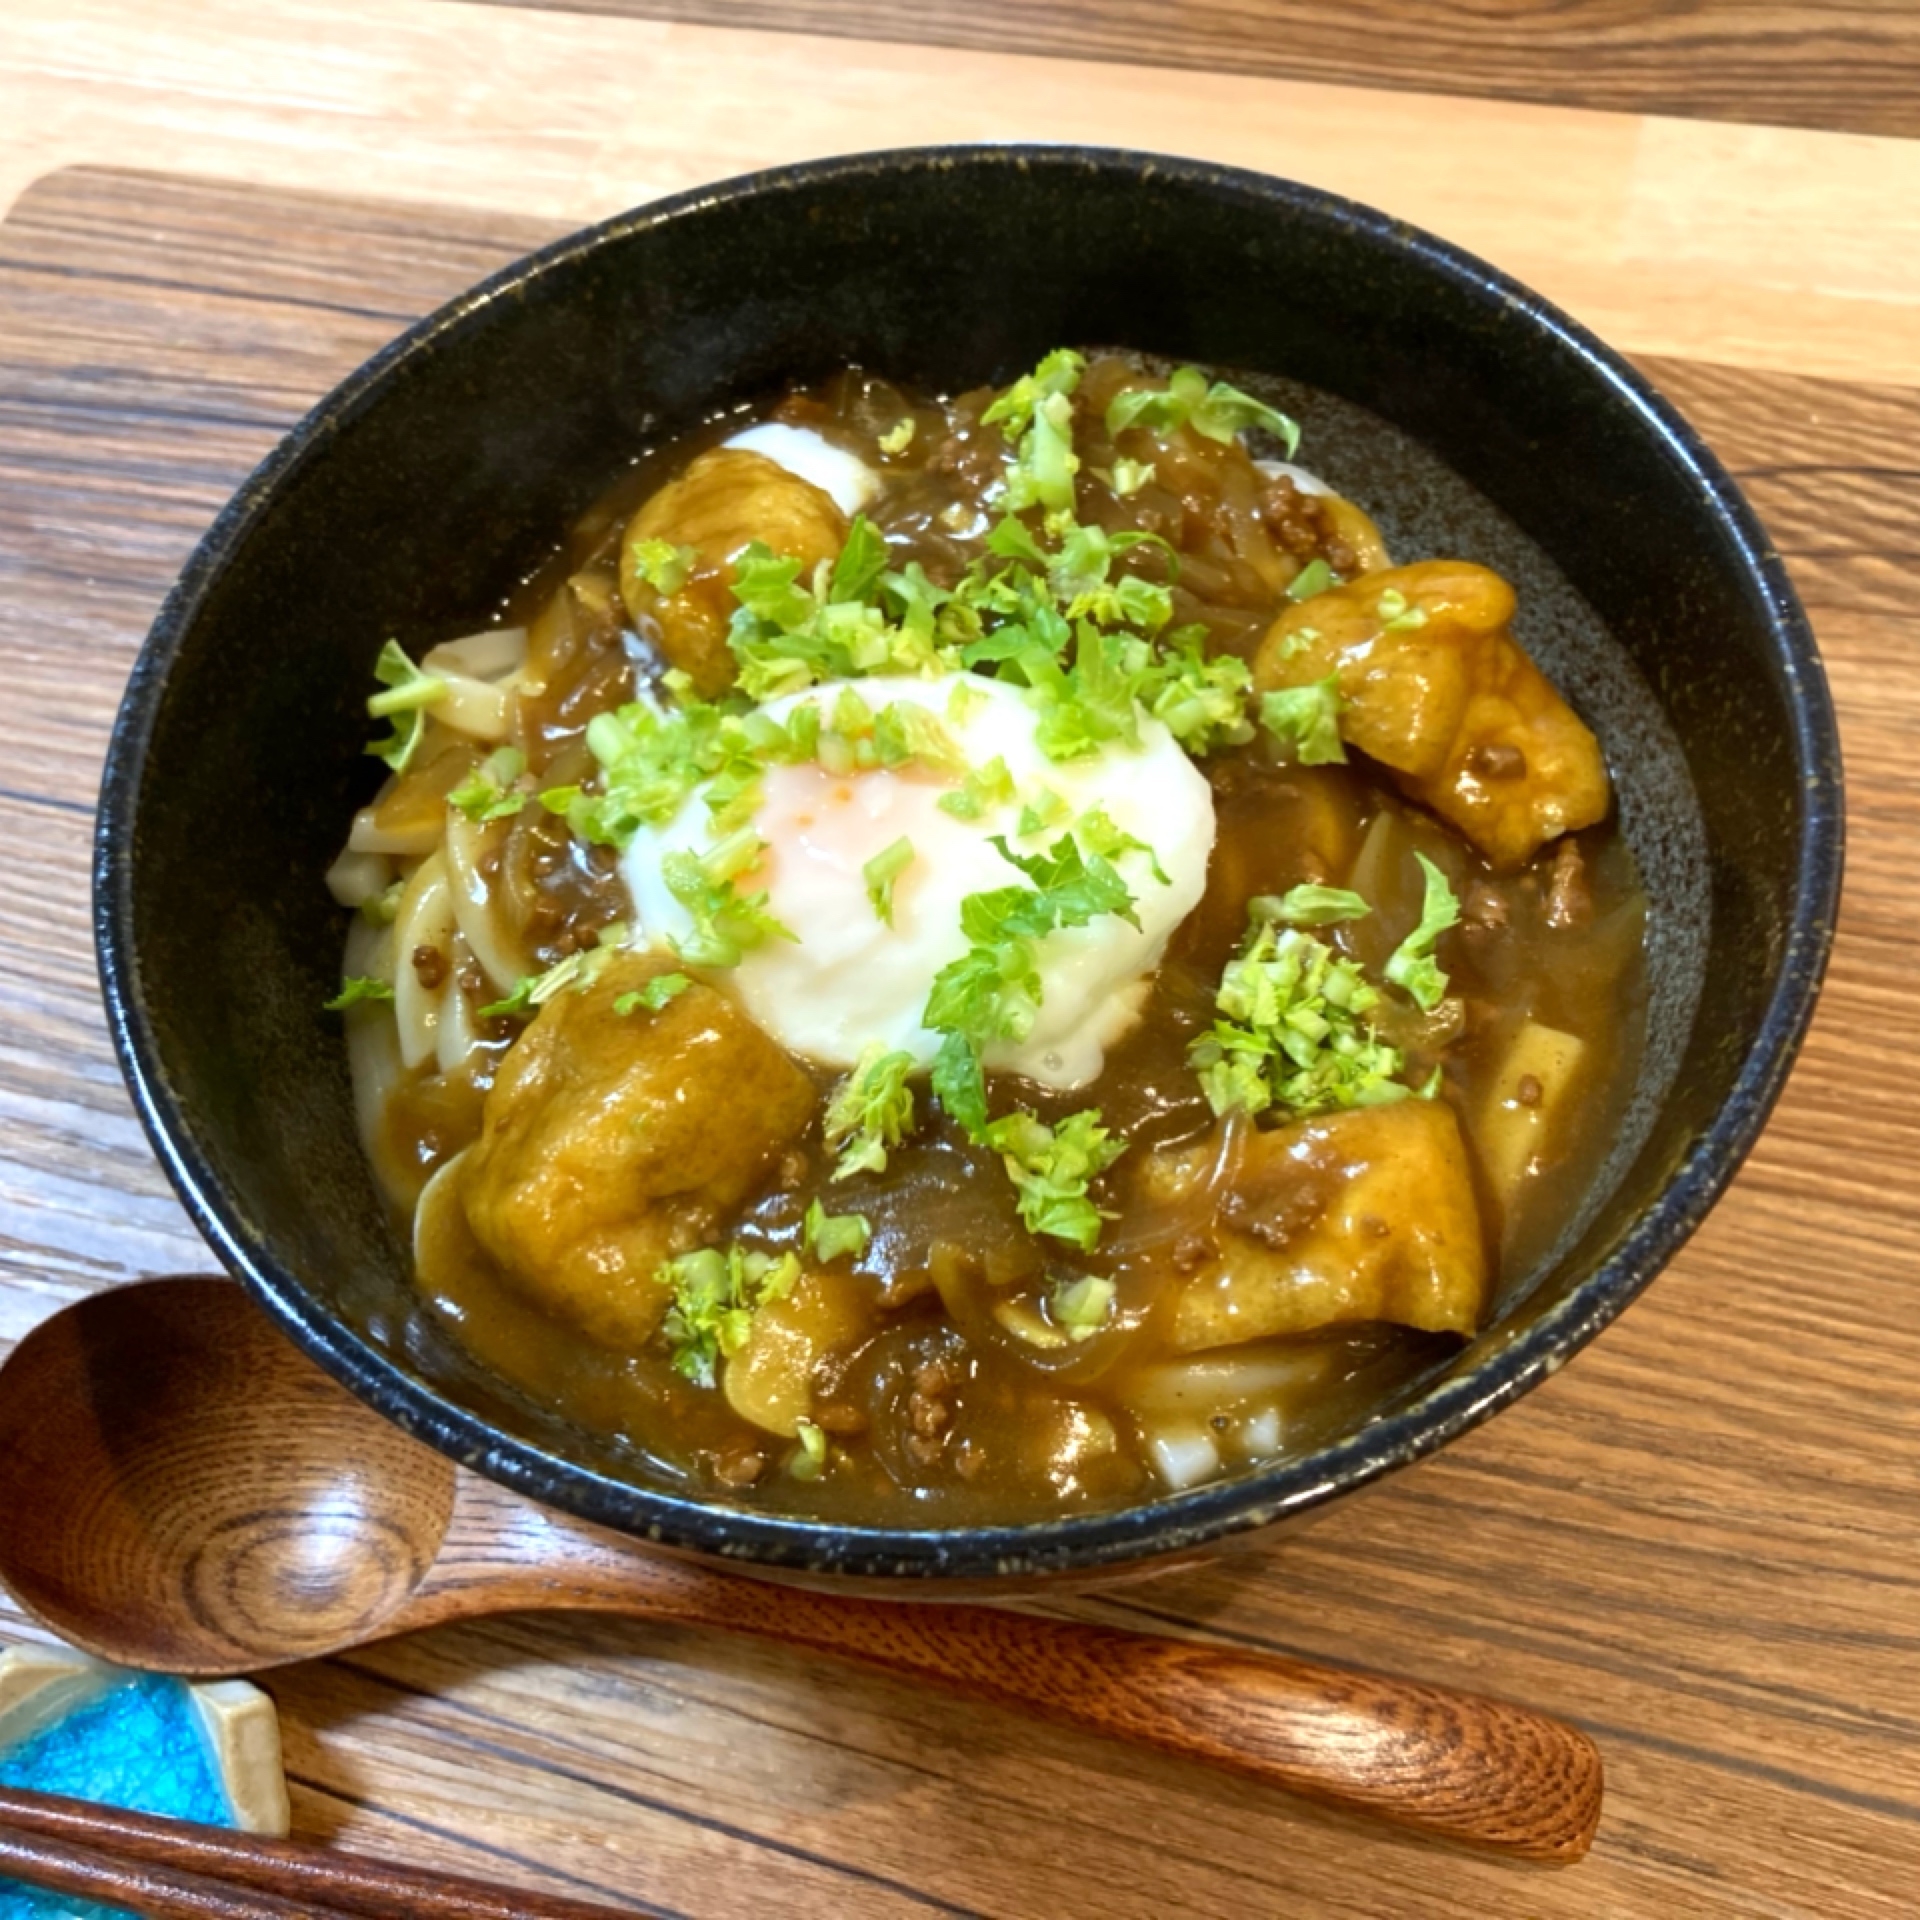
<box><xmin>0</xmin><ymin>1277</ymin><xmax>455</xmax><ymax>1669</ymax></box>
<box><xmin>0</xmin><ymin>1277</ymin><xmax>1603</xmax><ymax>1860</ymax></box>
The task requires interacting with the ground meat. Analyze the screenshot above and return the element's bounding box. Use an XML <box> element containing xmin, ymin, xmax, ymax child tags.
<box><xmin>1260</xmin><ymin>473</ymin><xmax>1322</xmax><ymax>560</ymax></box>
<box><xmin>1220</xmin><ymin>1174</ymin><xmax>1332</xmax><ymax>1251</ymax></box>
<box><xmin>1516</xmin><ymin>1074</ymin><xmax>1544</xmax><ymax>1108</ymax></box>
<box><xmin>1318</xmin><ymin>522</ymin><xmax>1360</xmax><ymax>578</ymax></box>
<box><xmin>1172</xmin><ymin>1233</ymin><xmax>1216</xmax><ymax>1276</ymax></box>
<box><xmin>1463</xmin><ymin>881</ymin><xmax>1512</xmax><ymax>932</ymax></box>
<box><xmin>1465</xmin><ymin>743</ymin><xmax>1528</xmax><ymax>781</ymax></box>
<box><xmin>813</xmin><ymin>1402</ymin><xmax>867</xmax><ymax>1436</ymax></box>
<box><xmin>707</xmin><ymin>1442</ymin><xmax>766</xmax><ymax>1489</ymax></box>
<box><xmin>411</xmin><ymin>944</ymin><xmax>448</xmax><ymax>990</ymax></box>
<box><xmin>1545</xmin><ymin>838</ymin><xmax>1593</xmax><ymax>929</ymax></box>
<box><xmin>906</xmin><ymin>1359</ymin><xmax>956</xmax><ymax>1456</ymax></box>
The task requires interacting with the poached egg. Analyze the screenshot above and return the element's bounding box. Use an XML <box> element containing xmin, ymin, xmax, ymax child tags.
<box><xmin>621</xmin><ymin>673</ymin><xmax>1215</xmax><ymax>1091</ymax></box>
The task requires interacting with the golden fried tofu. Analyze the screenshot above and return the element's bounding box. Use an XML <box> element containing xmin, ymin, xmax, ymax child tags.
<box><xmin>1255</xmin><ymin>560</ymin><xmax>1609</xmax><ymax>870</ymax></box>
<box><xmin>621</xmin><ymin>448</ymin><xmax>849</xmax><ymax>698</ymax></box>
<box><xmin>1142</xmin><ymin>1099</ymin><xmax>1489</xmax><ymax>1350</ymax></box>
<box><xmin>457</xmin><ymin>952</ymin><xmax>815</xmax><ymax>1348</ymax></box>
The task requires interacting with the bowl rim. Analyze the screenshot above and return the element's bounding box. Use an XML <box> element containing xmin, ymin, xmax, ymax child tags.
<box><xmin>95</xmin><ymin>142</ymin><xmax>1844</xmax><ymax>1579</ymax></box>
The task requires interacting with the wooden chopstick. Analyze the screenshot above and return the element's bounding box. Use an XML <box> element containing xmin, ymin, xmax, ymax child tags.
<box><xmin>0</xmin><ymin>1823</ymin><xmax>346</xmax><ymax>1918</ymax></box>
<box><xmin>0</xmin><ymin>1785</ymin><xmax>644</xmax><ymax>1919</ymax></box>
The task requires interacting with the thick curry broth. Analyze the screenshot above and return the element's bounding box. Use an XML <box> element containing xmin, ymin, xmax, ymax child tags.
<box><xmin>346</xmin><ymin>354</ymin><xmax>1649</xmax><ymax>1525</ymax></box>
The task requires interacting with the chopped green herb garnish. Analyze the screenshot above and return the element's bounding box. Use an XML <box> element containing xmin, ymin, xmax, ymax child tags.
<box><xmin>725</xmin><ymin>532</ymin><xmax>956</xmax><ymax>701</ymax></box>
<box><xmin>1287</xmin><ymin>557</ymin><xmax>1335</xmax><ymax>602</ymax></box>
<box><xmin>1074</xmin><ymin>805</ymin><xmax>1170</xmax><ymax>885</ymax></box>
<box><xmin>930</xmin><ymin>1030</ymin><xmax>989</xmax><ymax>1137</ymax></box>
<box><xmin>830</xmin><ymin>515</ymin><xmax>890</xmax><ymax>604</ymax></box>
<box><xmin>1260</xmin><ymin>673</ymin><xmax>1347</xmax><ymax>765</ymax></box>
<box><xmin>1017</xmin><ymin>787</ymin><xmax>1070</xmax><ymax>837</ymax></box>
<box><xmin>324</xmin><ymin>976</ymin><xmax>394</xmax><ymax>1011</ymax></box>
<box><xmin>863</xmin><ymin>835</ymin><xmax>915</xmax><ymax>925</ymax></box>
<box><xmin>980</xmin><ymin>1109</ymin><xmax>1125</xmax><ymax>1253</ymax></box>
<box><xmin>1383</xmin><ymin>852</ymin><xmax>1461</xmax><ymax>1012</ymax></box>
<box><xmin>936</xmin><ymin>754</ymin><xmax>1016</xmax><ymax>821</ymax></box>
<box><xmin>1377</xmin><ymin>586</ymin><xmax>1429</xmax><ymax>634</ymax></box>
<box><xmin>360</xmin><ymin>880</ymin><xmax>405</xmax><ymax>927</ymax></box>
<box><xmin>364</xmin><ymin>640</ymin><xmax>446</xmax><ymax>773</ymax></box>
<box><xmin>447</xmin><ymin>745</ymin><xmax>528</xmax><ymax>823</ymax></box>
<box><xmin>923</xmin><ymin>833</ymin><xmax>1139</xmax><ymax>1062</ymax></box>
<box><xmin>1140</xmin><ymin>628</ymin><xmax>1253</xmax><ymax>755</ymax></box>
<box><xmin>628</xmin><ymin>537</ymin><xmax>698</xmax><ymax>596</ymax></box>
<box><xmin>662</xmin><ymin>830</ymin><xmax>795</xmax><ymax>969</ymax></box>
<box><xmin>613</xmin><ymin>971</ymin><xmax>692</xmax><ymax>1016</ymax></box>
<box><xmin>823</xmin><ymin>1044</ymin><xmax>918</xmax><ymax>1179</ymax></box>
<box><xmin>655</xmin><ymin>1244</ymin><xmax>801</xmax><ymax>1387</ymax></box>
<box><xmin>982</xmin><ymin>349</ymin><xmax>1086</xmax><ymax>516</ymax></box>
<box><xmin>1190</xmin><ymin>918</ymin><xmax>1411</xmax><ymax>1119</ymax></box>
<box><xmin>1050</xmin><ymin>1273</ymin><xmax>1116</xmax><ymax>1341</ymax></box>
<box><xmin>1103</xmin><ymin>457</ymin><xmax>1155</xmax><ymax>497</ymax></box>
<box><xmin>1105</xmin><ymin>366</ymin><xmax>1301</xmax><ymax>457</ymax></box>
<box><xmin>477</xmin><ymin>923</ymin><xmax>633</xmax><ymax>1020</ymax></box>
<box><xmin>804</xmin><ymin>1198</ymin><xmax>873</xmax><ymax>1263</ymax></box>
<box><xmin>1254</xmin><ymin>884</ymin><xmax>1372</xmax><ymax>927</ymax></box>
<box><xmin>790</xmin><ymin>1417</ymin><xmax>828</xmax><ymax>1479</ymax></box>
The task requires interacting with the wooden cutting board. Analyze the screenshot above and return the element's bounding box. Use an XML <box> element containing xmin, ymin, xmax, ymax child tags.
<box><xmin>0</xmin><ymin>164</ymin><xmax>1915</xmax><ymax>1919</ymax></box>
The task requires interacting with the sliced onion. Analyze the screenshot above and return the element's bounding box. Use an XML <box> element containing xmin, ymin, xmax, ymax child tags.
<box><xmin>426</xmin><ymin>671</ymin><xmax>510</xmax><ymax>742</ymax></box>
<box><xmin>443</xmin><ymin>807</ymin><xmax>530</xmax><ymax>993</ymax></box>
<box><xmin>423</xmin><ymin>627</ymin><xmax>527</xmax><ymax>680</ymax></box>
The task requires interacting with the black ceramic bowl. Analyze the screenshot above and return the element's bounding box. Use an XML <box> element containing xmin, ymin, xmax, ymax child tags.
<box><xmin>95</xmin><ymin>146</ymin><xmax>1841</xmax><ymax>1585</ymax></box>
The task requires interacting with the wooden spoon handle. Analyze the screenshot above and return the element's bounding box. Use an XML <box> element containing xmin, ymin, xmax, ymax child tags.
<box><xmin>735</xmin><ymin>1592</ymin><xmax>1602</xmax><ymax>1861</ymax></box>
<box><xmin>483</xmin><ymin>1521</ymin><xmax>1603</xmax><ymax>1863</ymax></box>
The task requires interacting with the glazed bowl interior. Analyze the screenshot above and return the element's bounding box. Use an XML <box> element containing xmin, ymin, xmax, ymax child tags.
<box><xmin>96</xmin><ymin>147</ymin><xmax>1839</xmax><ymax>1582</ymax></box>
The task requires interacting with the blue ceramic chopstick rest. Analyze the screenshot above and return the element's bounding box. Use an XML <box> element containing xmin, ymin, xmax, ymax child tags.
<box><xmin>0</xmin><ymin>1643</ymin><xmax>288</xmax><ymax>1917</ymax></box>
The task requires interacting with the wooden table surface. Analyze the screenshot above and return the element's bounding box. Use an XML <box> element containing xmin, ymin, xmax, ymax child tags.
<box><xmin>2</xmin><ymin>4</ymin><xmax>1917</xmax><ymax>1915</ymax></box>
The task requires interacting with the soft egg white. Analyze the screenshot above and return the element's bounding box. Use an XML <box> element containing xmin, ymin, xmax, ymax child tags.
<box><xmin>722</xmin><ymin>423</ymin><xmax>881</xmax><ymax>517</ymax></box>
<box><xmin>620</xmin><ymin>674</ymin><xmax>1215</xmax><ymax>1090</ymax></box>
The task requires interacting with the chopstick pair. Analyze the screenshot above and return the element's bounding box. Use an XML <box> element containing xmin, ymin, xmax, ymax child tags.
<box><xmin>0</xmin><ymin>1784</ymin><xmax>641</xmax><ymax>1919</ymax></box>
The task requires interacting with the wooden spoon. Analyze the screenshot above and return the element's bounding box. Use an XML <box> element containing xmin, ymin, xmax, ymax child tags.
<box><xmin>0</xmin><ymin>1277</ymin><xmax>1602</xmax><ymax>1861</ymax></box>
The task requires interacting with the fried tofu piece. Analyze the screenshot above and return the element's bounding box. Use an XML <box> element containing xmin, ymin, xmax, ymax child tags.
<box><xmin>457</xmin><ymin>952</ymin><xmax>815</xmax><ymax>1349</ymax></box>
<box><xmin>1144</xmin><ymin>1100</ymin><xmax>1489</xmax><ymax>1351</ymax></box>
<box><xmin>621</xmin><ymin>448</ymin><xmax>849</xmax><ymax>698</ymax></box>
<box><xmin>1255</xmin><ymin>560</ymin><xmax>1609</xmax><ymax>870</ymax></box>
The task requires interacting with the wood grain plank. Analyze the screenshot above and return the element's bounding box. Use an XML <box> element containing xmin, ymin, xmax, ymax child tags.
<box><xmin>479</xmin><ymin>0</ymin><xmax>1920</xmax><ymax>144</ymax></box>
<box><xmin>0</xmin><ymin>166</ymin><xmax>1917</xmax><ymax>1916</ymax></box>
<box><xmin>7</xmin><ymin>2</ymin><xmax>1920</xmax><ymax>388</ymax></box>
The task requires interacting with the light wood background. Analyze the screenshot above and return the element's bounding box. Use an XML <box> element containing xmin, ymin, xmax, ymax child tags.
<box><xmin>1</xmin><ymin>4</ymin><xmax>1917</xmax><ymax>1916</ymax></box>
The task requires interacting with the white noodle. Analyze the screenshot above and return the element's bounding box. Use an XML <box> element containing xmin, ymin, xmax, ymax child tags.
<box><xmin>347</xmin><ymin>805</ymin><xmax>442</xmax><ymax>858</ymax></box>
<box><xmin>325</xmin><ymin>846</ymin><xmax>393</xmax><ymax>910</ymax></box>
<box><xmin>1145</xmin><ymin>1426</ymin><xmax>1221</xmax><ymax>1492</ymax></box>
<box><xmin>391</xmin><ymin>852</ymin><xmax>457</xmax><ymax>1071</ymax></box>
<box><xmin>341</xmin><ymin>913</ymin><xmax>402</xmax><ymax>1167</ymax></box>
<box><xmin>443</xmin><ymin>807</ymin><xmax>530</xmax><ymax>993</ymax></box>
<box><xmin>435</xmin><ymin>932</ymin><xmax>481</xmax><ymax>1076</ymax></box>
